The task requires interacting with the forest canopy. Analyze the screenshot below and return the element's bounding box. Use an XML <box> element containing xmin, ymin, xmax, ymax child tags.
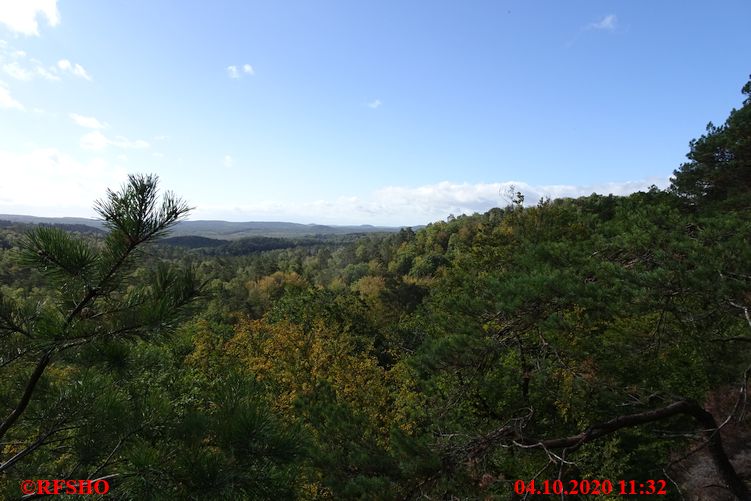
<box><xmin>1</xmin><ymin>77</ymin><xmax>750</xmax><ymax>499</ymax></box>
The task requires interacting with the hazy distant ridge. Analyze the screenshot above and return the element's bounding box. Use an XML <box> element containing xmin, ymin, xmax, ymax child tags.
<box><xmin>0</xmin><ymin>214</ymin><xmax>404</xmax><ymax>239</ymax></box>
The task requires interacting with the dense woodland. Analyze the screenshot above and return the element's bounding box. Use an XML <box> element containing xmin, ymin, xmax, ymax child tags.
<box><xmin>1</xmin><ymin>78</ymin><xmax>750</xmax><ymax>500</ymax></box>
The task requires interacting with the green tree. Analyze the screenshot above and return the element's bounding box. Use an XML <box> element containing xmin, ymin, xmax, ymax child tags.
<box><xmin>0</xmin><ymin>174</ymin><xmax>200</xmax><ymax>478</ymax></box>
<box><xmin>671</xmin><ymin>76</ymin><xmax>751</xmax><ymax>208</ymax></box>
<box><xmin>393</xmin><ymin>192</ymin><xmax>751</xmax><ymax>499</ymax></box>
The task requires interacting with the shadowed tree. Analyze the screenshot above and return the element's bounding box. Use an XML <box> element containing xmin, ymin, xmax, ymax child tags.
<box><xmin>671</xmin><ymin>76</ymin><xmax>751</xmax><ymax>208</ymax></box>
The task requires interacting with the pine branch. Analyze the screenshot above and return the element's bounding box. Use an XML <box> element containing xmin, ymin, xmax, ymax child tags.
<box><xmin>0</xmin><ymin>422</ymin><xmax>77</xmax><ymax>473</ymax></box>
<box><xmin>0</xmin><ymin>174</ymin><xmax>196</xmax><ymax>458</ymax></box>
<box><xmin>0</xmin><ymin>348</ymin><xmax>54</xmax><ymax>441</ymax></box>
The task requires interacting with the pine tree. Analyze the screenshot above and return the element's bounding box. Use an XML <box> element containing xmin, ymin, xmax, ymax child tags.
<box><xmin>671</xmin><ymin>76</ymin><xmax>751</xmax><ymax>208</ymax></box>
<box><xmin>0</xmin><ymin>174</ymin><xmax>201</xmax><ymax>477</ymax></box>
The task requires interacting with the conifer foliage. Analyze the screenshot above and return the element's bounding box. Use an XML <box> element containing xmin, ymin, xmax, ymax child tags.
<box><xmin>0</xmin><ymin>175</ymin><xmax>201</xmax><ymax>487</ymax></box>
<box><xmin>671</xmin><ymin>76</ymin><xmax>751</xmax><ymax>208</ymax></box>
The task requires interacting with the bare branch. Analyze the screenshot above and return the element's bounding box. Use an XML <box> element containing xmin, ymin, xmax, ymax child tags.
<box><xmin>453</xmin><ymin>400</ymin><xmax>750</xmax><ymax>500</ymax></box>
<box><xmin>729</xmin><ymin>301</ymin><xmax>751</xmax><ymax>329</ymax></box>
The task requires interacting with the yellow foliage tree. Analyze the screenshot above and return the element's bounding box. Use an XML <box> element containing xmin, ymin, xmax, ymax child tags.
<box><xmin>226</xmin><ymin>317</ymin><xmax>397</xmax><ymax>438</ymax></box>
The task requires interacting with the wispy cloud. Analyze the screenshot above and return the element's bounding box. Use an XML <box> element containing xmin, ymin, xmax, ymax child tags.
<box><xmin>57</xmin><ymin>59</ymin><xmax>91</xmax><ymax>80</ymax></box>
<box><xmin>0</xmin><ymin>81</ymin><xmax>24</xmax><ymax>110</ymax></box>
<box><xmin>0</xmin><ymin>43</ymin><xmax>60</xmax><ymax>81</ymax></box>
<box><xmin>223</xmin><ymin>154</ymin><xmax>234</xmax><ymax>168</ymax></box>
<box><xmin>80</xmin><ymin>130</ymin><xmax>149</xmax><ymax>150</ymax></box>
<box><xmin>2</xmin><ymin>60</ymin><xmax>59</xmax><ymax>81</ymax></box>
<box><xmin>227</xmin><ymin>64</ymin><xmax>254</xmax><ymax>79</ymax></box>
<box><xmin>367</xmin><ymin>99</ymin><xmax>382</xmax><ymax>109</ymax></box>
<box><xmin>0</xmin><ymin>1</ymin><xmax>61</xmax><ymax>36</ymax></box>
<box><xmin>589</xmin><ymin>14</ymin><xmax>617</xmax><ymax>31</ymax></box>
<box><xmin>1</xmin><ymin>61</ymin><xmax>31</xmax><ymax>80</ymax></box>
<box><xmin>69</xmin><ymin>113</ymin><xmax>107</xmax><ymax>129</ymax></box>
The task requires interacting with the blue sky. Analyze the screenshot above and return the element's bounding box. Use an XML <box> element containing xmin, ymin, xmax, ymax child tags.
<box><xmin>1</xmin><ymin>1</ymin><xmax>749</xmax><ymax>225</ymax></box>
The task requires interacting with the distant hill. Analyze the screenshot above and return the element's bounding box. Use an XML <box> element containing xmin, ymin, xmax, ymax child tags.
<box><xmin>159</xmin><ymin>235</ymin><xmax>228</xmax><ymax>248</ymax></box>
<box><xmin>170</xmin><ymin>235</ymin><xmax>340</xmax><ymax>254</ymax></box>
<box><xmin>0</xmin><ymin>214</ymin><xmax>406</xmax><ymax>239</ymax></box>
<box><xmin>0</xmin><ymin>215</ymin><xmax>108</xmax><ymax>230</ymax></box>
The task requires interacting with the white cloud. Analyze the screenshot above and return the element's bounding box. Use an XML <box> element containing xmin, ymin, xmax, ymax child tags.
<box><xmin>0</xmin><ymin>147</ymin><xmax>127</xmax><ymax>216</ymax></box>
<box><xmin>80</xmin><ymin>131</ymin><xmax>109</xmax><ymax>150</ymax></box>
<box><xmin>367</xmin><ymin>179</ymin><xmax>669</xmax><ymax>222</ymax></box>
<box><xmin>2</xmin><ymin>61</ymin><xmax>31</xmax><ymax>80</ymax></box>
<box><xmin>0</xmin><ymin>44</ymin><xmax>60</xmax><ymax>81</ymax></box>
<box><xmin>223</xmin><ymin>155</ymin><xmax>234</xmax><ymax>168</ymax></box>
<box><xmin>80</xmin><ymin>130</ymin><xmax>149</xmax><ymax>150</ymax></box>
<box><xmin>69</xmin><ymin>113</ymin><xmax>107</xmax><ymax>129</ymax></box>
<box><xmin>34</xmin><ymin>64</ymin><xmax>58</xmax><ymax>80</ymax></box>
<box><xmin>111</xmin><ymin>136</ymin><xmax>149</xmax><ymax>149</ymax></box>
<box><xmin>227</xmin><ymin>64</ymin><xmax>254</xmax><ymax>79</ymax></box>
<box><xmin>0</xmin><ymin>81</ymin><xmax>23</xmax><ymax>110</ymax></box>
<box><xmin>589</xmin><ymin>14</ymin><xmax>617</xmax><ymax>31</ymax></box>
<box><xmin>0</xmin><ymin>1</ymin><xmax>60</xmax><ymax>36</ymax></box>
<box><xmin>190</xmin><ymin>178</ymin><xmax>670</xmax><ymax>226</ymax></box>
<box><xmin>367</xmin><ymin>99</ymin><xmax>382</xmax><ymax>109</ymax></box>
<box><xmin>57</xmin><ymin>59</ymin><xmax>91</xmax><ymax>80</ymax></box>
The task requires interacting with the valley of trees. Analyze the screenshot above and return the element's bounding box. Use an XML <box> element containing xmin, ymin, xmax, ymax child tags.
<box><xmin>1</xmin><ymin>78</ymin><xmax>750</xmax><ymax>500</ymax></box>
